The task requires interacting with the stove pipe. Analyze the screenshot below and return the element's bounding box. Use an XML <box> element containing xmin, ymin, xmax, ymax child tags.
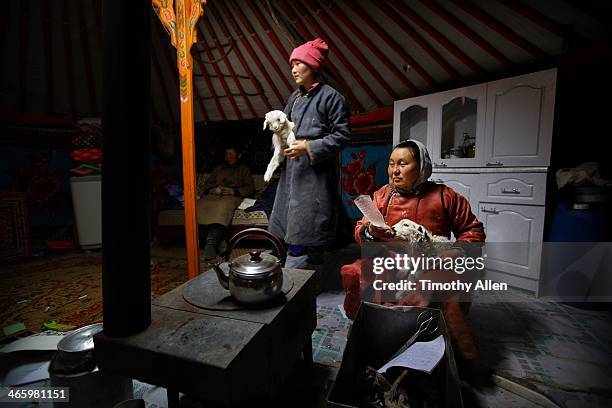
<box><xmin>102</xmin><ymin>0</ymin><xmax>152</xmax><ymax>336</ymax></box>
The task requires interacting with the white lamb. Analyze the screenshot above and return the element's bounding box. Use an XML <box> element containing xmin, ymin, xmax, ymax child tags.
<box><xmin>262</xmin><ymin>110</ymin><xmax>295</xmax><ymax>182</ymax></box>
<box><xmin>391</xmin><ymin>219</ymin><xmax>452</xmax><ymax>294</ymax></box>
<box><xmin>392</xmin><ymin>219</ymin><xmax>450</xmax><ymax>244</ymax></box>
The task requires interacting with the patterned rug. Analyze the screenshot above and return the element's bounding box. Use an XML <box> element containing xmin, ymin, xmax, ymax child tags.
<box><xmin>311</xmin><ymin>292</ymin><xmax>351</xmax><ymax>368</ymax></box>
<box><xmin>0</xmin><ymin>192</ymin><xmax>30</xmax><ymax>262</ymax></box>
<box><xmin>0</xmin><ymin>247</ymin><xmax>255</xmax><ymax>336</ymax></box>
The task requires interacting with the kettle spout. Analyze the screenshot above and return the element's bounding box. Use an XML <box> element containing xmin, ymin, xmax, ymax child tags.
<box><xmin>213</xmin><ymin>262</ymin><xmax>230</xmax><ymax>290</ymax></box>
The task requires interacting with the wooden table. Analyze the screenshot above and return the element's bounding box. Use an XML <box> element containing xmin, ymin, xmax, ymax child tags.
<box><xmin>94</xmin><ymin>268</ymin><xmax>317</xmax><ymax>407</ymax></box>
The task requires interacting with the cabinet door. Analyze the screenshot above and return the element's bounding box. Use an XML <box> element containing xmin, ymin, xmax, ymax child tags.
<box><xmin>430</xmin><ymin>84</ymin><xmax>486</xmax><ymax>169</ymax></box>
<box><xmin>478</xmin><ymin>203</ymin><xmax>544</xmax><ymax>281</ymax></box>
<box><xmin>484</xmin><ymin>69</ymin><xmax>556</xmax><ymax>167</ymax></box>
<box><xmin>393</xmin><ymin>94</ymin><xmax>435</xmax><ymax>147</ymax></box>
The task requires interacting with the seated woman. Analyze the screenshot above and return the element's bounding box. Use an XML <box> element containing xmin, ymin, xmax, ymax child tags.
<box><xmin>340</xmin><ymin>139</ymin><xmax>485</xmax><ymax>361</ymax></box>
<box><xmin>199</xmin><ymin>146</ymin><xmax>254</xmax><ymax>260</ymax></box>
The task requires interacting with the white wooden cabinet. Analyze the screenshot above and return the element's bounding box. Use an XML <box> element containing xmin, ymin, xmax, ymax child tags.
<box><xmin>393</xmin><ymin>93</ymin><xmax>436</xmax><ymax>148</ymax></box>
<box><xmin>484</xmin><ymin>69</ymin><xmax>556</xmax><ymax>167</ymax></box>
<box><xmin>430</xmin><ymin>170</ymin><xmax>549</xmax><ymax>294</ymax></box>
<box><xmin>393</xmin><ymin>69</ymin><xmax>556</xmax><ymax>168</ymax></box>
<box><xmin>393</xmin><ymin>69</ymin><xmax>558</xmax><ymax>295</ymax></box>
<box><xmin>430</xmin><ymin>84</ymin><xmax>487</xmax><ymax>168</ymax></box>
<box><xmin>428</xmin><ymin>171</ymin><xmax>548</xmax><ymax>209</ymax></box>
<box><xmin>478</xmin><ymin>203</ymin><xmax>545</xmax><ymax>280</ymax></box>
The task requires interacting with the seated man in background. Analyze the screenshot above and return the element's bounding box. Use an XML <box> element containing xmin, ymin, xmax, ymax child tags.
<box><xmin>199</xmin><ymin>146</ymin><xmax>254</xmax><ymax>260</ymax></box>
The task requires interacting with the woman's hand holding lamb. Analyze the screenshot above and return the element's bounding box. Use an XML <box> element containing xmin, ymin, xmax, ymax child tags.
<box><xmin>284</xmin><ymin>140</ymin><xmax>309</xmax><ymax>160</ymax></box>
<box><xmin>367</xmin><ymin>223</ymin><xmax>395</xmax><ymax>240</ymax></box>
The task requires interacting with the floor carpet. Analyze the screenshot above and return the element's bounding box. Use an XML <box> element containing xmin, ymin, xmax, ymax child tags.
<box><xmin>0</xmin><ymin>247</ymin><xmax>254</xmax><ymax>336</ymax></box>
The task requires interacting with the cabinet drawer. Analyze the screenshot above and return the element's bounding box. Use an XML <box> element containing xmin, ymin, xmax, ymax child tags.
<box><xmin>430</xmin><ymin>173</ymin><xmax>479</xmax><ymax>209</ymax></box>
<box><xmin>481</xmin><ymin>173</ymin><xmax>547</xmax><ymax>205</ymax></box>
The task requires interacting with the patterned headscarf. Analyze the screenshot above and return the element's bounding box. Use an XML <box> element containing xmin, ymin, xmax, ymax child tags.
<box><xmin>393</xmin><ymin>139</ymin><xmax>432</xmax><ymax>193</ymax></box>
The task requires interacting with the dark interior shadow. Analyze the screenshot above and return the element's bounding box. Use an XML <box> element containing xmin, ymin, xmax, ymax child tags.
<box><xmin>461</xmin><ymin>299</ymin><xmax>539</xmax><ymax>407</ymax></box>
<box><xmin>321</xmin><ymin>243</ymin><xmax>361</xmax><ymax>291</ymax></box>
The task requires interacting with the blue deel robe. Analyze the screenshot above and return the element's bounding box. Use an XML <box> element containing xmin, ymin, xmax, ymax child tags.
<box><xmin>268</xmin><ymin>83</ymin><xmax>351</xmax><ymax>246</ymax></box>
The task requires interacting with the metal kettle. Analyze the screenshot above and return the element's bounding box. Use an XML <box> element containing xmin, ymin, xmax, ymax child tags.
<box><xmin>213</xmin><ymin>228</ymin><xmax>286</xmax><ymax>304</ymax></box>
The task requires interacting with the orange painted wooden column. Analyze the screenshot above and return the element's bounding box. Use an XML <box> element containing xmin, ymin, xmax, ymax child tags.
<box><xmin>153</xmin><ymin>0</ymin><xmax>205</xmax><ymax>279</ymax></box>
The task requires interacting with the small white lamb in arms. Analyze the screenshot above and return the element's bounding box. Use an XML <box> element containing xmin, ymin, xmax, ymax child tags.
<box><xmin>392</xmin><ymin>219</ymin><xmax>450</xmax><ymax>244</ymax></box>
<box><xmin>262</xmin><ymin>110</ymin><xmax>296</xmax><ymax>182</ymax></box>
<box><xmin>391</xmin><ymin>219</ymin><xmax>452</xmax><ymax>300</ymax></box>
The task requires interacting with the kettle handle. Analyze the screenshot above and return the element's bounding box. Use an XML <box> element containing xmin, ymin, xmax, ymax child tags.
<box><xmin>223</xmin><ymin>228</ymin><xmax>287</xmax><ymax>267</ymax></box>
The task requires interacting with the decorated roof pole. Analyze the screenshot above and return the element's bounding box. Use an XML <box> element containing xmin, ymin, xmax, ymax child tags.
<box><xmin>153</xmin><ymin>0</ymin><xmax>205</xmax><ymax>279</ymax></box>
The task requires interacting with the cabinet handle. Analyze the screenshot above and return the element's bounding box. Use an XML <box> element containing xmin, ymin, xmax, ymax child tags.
<box><xmin>481</xmin><ymin>207</ymin><xmax>498</xmax><ymax>214</ymax></box>
<box><xmin>486</xmin><ymin>161</ymin><xmax>504</xmax><ymax>166</ymax></box>
<box><xmin>501</xmin><ymin>188</ymin><xmax>521</xmax><ymax>194</ymax></box>
<box><xmin>433</xmin><ymin>162</ymin><xmax>447</xmax><ymax>167</ymax></box>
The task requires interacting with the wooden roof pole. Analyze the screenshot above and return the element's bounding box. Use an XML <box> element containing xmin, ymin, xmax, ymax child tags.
<box><xmin>153</xmin><ymin>0</ymin><xmax>205</xmax><ymax>279</ymax></box>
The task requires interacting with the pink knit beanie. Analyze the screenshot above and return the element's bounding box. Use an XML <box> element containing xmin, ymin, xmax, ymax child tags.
<box><xmin>289</xmin><ymin>38</ymin><xmax>329</xmax><ymax>72</ymax></box>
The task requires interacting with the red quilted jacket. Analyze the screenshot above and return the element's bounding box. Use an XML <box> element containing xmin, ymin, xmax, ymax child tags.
<box><xmin>354</xmin><ymin>182</ymin><xmax>485</xmax><ymax>243</ymax></box>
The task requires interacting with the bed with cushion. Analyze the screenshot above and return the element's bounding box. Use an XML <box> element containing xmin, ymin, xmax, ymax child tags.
<box><xmin>156</xmin><ymin>174</ymin><xmax>269</xmax><ymax>243</ymax></box>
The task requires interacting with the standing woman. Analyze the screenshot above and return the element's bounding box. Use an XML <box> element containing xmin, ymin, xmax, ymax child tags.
<box><xmin>268</xmin><ymin>38</ymin><xmax>351</xmax><ymax>269</ymax></box>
